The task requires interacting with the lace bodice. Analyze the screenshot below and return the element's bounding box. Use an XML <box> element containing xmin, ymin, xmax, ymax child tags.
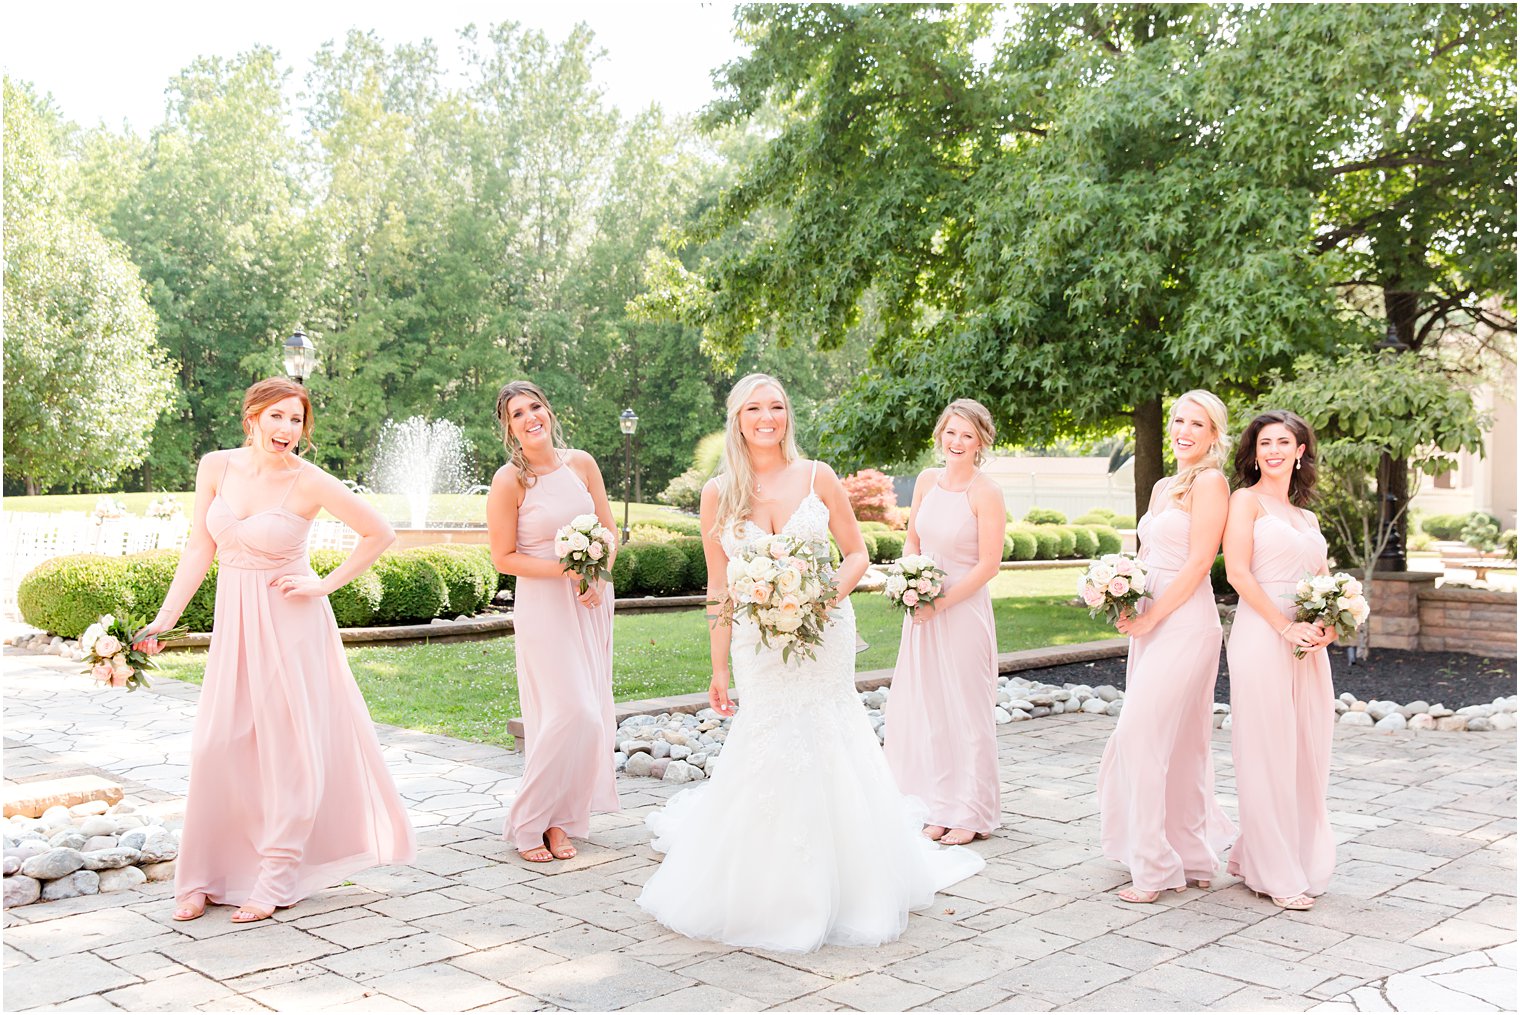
<box><xmin>721</xmin><ymin>490</ymin><xmax>832</xmax><ymax>558</ymax></box>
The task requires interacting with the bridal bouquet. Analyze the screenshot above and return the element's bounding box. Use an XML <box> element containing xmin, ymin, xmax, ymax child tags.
<box><xmin>719</xmin><ymin>533</ymin><xmax>836</xmax><ymax>662</ymax></box>
<box><xmin>554</xmin><ymin>514</ymin><xmax>615</xmax><ymax>594</ymax></box>
<box><xmin>80</xmin><ymin>614</ymin><xmax>185</xmax><ymax>692</ymax></box>
<box><xmin>881</xmin><ymin>554</ymin><xmax>947</xmax><ymax>614</ymax></box>
<box><xmin>1287</xmin><ymin>572</ymin><xmax>1369</xmax><ymax>658</ymax></box>
<box><xmin>1079</xmin><ymin>553</ymin><xmax>1151</xmax><ymax>626</ymax></box>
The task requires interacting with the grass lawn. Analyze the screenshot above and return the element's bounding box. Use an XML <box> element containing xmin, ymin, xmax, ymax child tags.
<box><xmin>6</xmin><ymin>491</ymin><xmax>691</xmax><ymax>529</ymax></box>
<box><xmin>152</xmin><ymin>567</ymin><xmax>1108</xmax><ymax>749</ymax></box>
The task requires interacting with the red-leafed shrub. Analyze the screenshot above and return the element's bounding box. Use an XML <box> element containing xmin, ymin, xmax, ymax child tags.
<box><xmin>842</xmin><ymin>469</ymin><xmax>897</xmax><ymax>522</ymax></box>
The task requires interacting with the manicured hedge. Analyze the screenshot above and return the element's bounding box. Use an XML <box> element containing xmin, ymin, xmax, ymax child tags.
<box><xmin>1073</xmin><ymin>508</ymin><xmax>1117</xmax><ymax>525</ymax></box>
<box><xmin>371</xmin><ymin>550</ymin><xmax>449</xmax><ymax>624</ymax></box>
<box><xmin>1024</xmin><ymin>526</ymin><xmax>1061</xmax><ymax>560</ymax></box>
<box><xmin>632</xmin><ymin>542</ymin><xmax>689</xmax><ymax>596</ymax></box>
<box><xmin>1006</xmin><ymin>528</ymin><xmax>1038</xmax><ymax>561</ymax></box>
<box><xmin>309</xmin><ymin>549</ymin><xmax>384</xmax><ymax>627</ymax></box>
<box><xmin>124</xmin><ymin>549</ymin><xmax>219</xmax><ymax>632</ymax></box>
<box><xmin>859</xmin><ymin>521</ymin><xmax>892</xmax><ymax>535</ymax></box>
<box><xmin>1112</xmin><ymin>514</ymin><xmax>1137</xmax><ymax>529</ymax></box>
<box><xmin>1420</xmin><ymin>512</ymin><xmax>1468</xmax><ymax>540</ymax></box>
<box><xmin>860</xmin><ymin>532</ymin><xmax>880</xmax><ymax>563</ymax></box>
<box><xmin>18</xmin><ymin>555</ymin><xmax>146</xmax><ymax>638</ymax></box>
<box><xmin>1047</xmin><ymin>525</ymin><xmax>1078</xmax><ymax>558</ymax></box>
<box><xmin>406</xmin><ymin>545</ymin><xmax>498</xmax><ymax>617</ymax></box>
<box><xmin>1069</xmin><ymin>526</ymin><xmax>1099</xmax><ymax>559</ymax></box>
<box><xmin>611</xmin><ymin>542</ymin><xmax>640</xmax><ymax>593</ymax></box>
<box><xmin>671</xmin><ymin>536</ymin><xmax>707</xmax><ymax>592</ymax></box>
<box><xmin>1024</xmin><ymin>508</ymin><xmax>1067</xmax><ymax>525</ymax></box>
<box><xmin>1090</xmin><ymin>525</ymin><xmax>1123</xmax><ymax>556</ymax></box>
<box><xmin>874</xmin><ymin>532</ymin><xmax>905</xmax><ymax>562</ymax></box>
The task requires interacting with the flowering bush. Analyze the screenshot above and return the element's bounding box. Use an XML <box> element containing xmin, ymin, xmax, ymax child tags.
<box><xmin>91</xmin><ymin>496</ymin><xmax>128</xmax><ymax>522</ymax></box>
<box><xmin>841</xmin><ymin>469</ymin><xmax>896</xmax><ymax>523</ymax></box>
<box><xmin>145</xmin><ymin>496</ymin><xmax>184</xmax><ymax>520</ymax></box>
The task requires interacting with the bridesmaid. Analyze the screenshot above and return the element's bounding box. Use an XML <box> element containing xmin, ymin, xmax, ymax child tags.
<box><xmin>1097</xmin><ymin>390</ymin><xmax>1237</xmax><ymax>903</ymax></box>
<box><xmin>140</xmin><ymin>378</ymin><xmax>415</xmax><ymax>924</ymax></box>
<box><xmin>487</xmin><ymin>380</ymin><xmax>620</xmax><ymax>863</ymax></box>
<box><xmin>1223</xmin><ymin>410</ymin><xmax>1338</xmax><ymax>911</ymax></box>
<box><xmin>884</xmin><ymin>399</ymin><xmax>1004</xmax><ymax>845</ymax></box>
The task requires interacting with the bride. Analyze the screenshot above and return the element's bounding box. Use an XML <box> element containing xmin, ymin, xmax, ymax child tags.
<box><xmin>636</xmin><ymin>373</ymin><xmax>984</xmax><ymax>953</ymax></box>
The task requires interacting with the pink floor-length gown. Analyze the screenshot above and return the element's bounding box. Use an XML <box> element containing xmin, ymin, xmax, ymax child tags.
<box><xmin>884</xmin><ymin>481</ymin><xmax>1001</xmax><ymax>834</ymax></box>
<box><xmin>1096</xmin><ymin>495</ymin><xmax>1235</xmax><ymax>891</ymax></box>
<box><xmin>503</xmin><ymin>463</ymin><xmax>619</xmax><ymax>851</ymax></box>
<box><xmin>176</xmin><ymin>466</ymin><xmax>415</xmax><ymax>911</ymax></box>
<box><xmin>1226</xmin><ymin>498</ymin><xmax>1336</xmax><ymax>899</ymax></box>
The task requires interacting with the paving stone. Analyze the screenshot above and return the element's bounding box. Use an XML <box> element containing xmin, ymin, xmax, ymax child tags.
<box><xmin>1407</xmin><ymin>916</ymin><xmax>1518</xmax><ymax>954</ymax></box>
<box><xmin>678</xmin><ymin>951</ymin><xmax>832</xmax><ymax>1007</ymax></box>
<box><xmin>506</xmin><ymin>952</ymin><xmax>693</xmax><ymax>1010</ymax></box>
<box><xmin>305</xmin><ymin>913</ymin><xmax>422</xmax><ymax>949</ymax></box>
<box><xmin>919</xmin><ymin>983</ymin><xmax>1014</xmax><ymax>1011</ymax></box>
<box><xmin>364</xmin><ymin>960</ymin><xmax>516</xmax><ymax>1010</ymax></box>
<box><xmin>882</xmin><ymin>942</ymin><xmax>1011</xmax><ymax>992</ymax></box>
<box><xmin>1176</xmin><ymin>942</ymin><xmax>1336</xmax><ymax>995</ymax></box>
<box><xmin>622</xmin><ymin>984</ymin><xmax>768</xmax><ymax>1011</ymax></box>
<box><xmin>4</xmin><ymin>907</ymin><xmax>167</xmax><ymax>960</ymax></box>
<box><xmin>160</xmin><ymin>924</ymin><xmax>339</xmax><ymax>980</ymax></box>
<box><xmin>819</xmin><ymin>971</ymin><xmax>942</xmax><ymax>1011</ymax></box>
<box><xmin>102</xmin><ymin>970</ymin><xmax>236</xmax><ymax>1011</ymax></box>
<box><xmin>1117</xmin><ymin>907</ymin><xmax>1253</xmax><ymax>950</ymax></box>
<box><xmin>413</xmin><ymin>898</ymin><xmax>578</xmax><ymax>949</ymax></box>
<box><xmin>992</xmin><ymin>950</ymin><xmax>1131</xmax><ymax>1005</ymax></box>
<box><xmin>364</xmin><ymin>890</ymin><xmax>471</xmax><ymax>922</ymax></box>
<box><xmin>1064</xmin><ymin>982</ymin><xmax>1204</xmax><ymax>1011</ymax></box>
<box><xmin>1023</xmin><ymin>897</ymin><xmax>1149</xmax><ymax>940</ymax></box>
<box><xmin>970</xmin><ymin>920</ymin><xmax>1079</xmax><ymax>960</ymax></box>
<box><xmin>1214</xmin><ymin>982</ymin><xmax>1319</xmax><ymax>1010</ymax></box>
<box><xmin>450</xmin><ymin>941</ymin><xmax>569</xmax><ymax>982</ymax></box>
<box><xmin>1127</xmin><ymin>960</ymin><xmax>1246</xmax><ymax>1005</ymax></box>
<box><xmin>531</xmin><ymin>923</ymin><xmax>638</xmax><ymax>959</ymax></box>
<box><xmin>314</xmin><ymin>931</ymin><xmax>472</xmax><ymax>981</ymax></box>
<box><xmin>2</xmin><ymin>952</ymin><xmax>141</xmax><ymax>1009</ymax></box>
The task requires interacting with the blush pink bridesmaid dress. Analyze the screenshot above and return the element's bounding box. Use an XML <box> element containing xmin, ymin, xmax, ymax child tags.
<box><xmin>1097</xmin><ymin>492</ymin><xmax>1235</xmax><ymax>892</ymax></box>
<box><xmin>884</xmin><ymin>480</ymin><xmax>1001</xmax><ymax>835</ymax></box>
<box><xmin>176</xmin><ymin>463</ymin><xmax>415</xmax><ymax>913</ymax></box>
<box><xmin>503</xmin><ymin>462</ymin><xmax>619</xmax><ymax>852</ymax></box>
<box><xmin>1226</xmin><ymin>497</ymin><xmax>1336</xmax><ymax>899</ymax></box>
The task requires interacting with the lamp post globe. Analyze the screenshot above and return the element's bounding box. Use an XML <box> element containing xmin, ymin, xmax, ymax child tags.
<box><xmin>619</xmin><ymin>408</ymin><xmax>639</xmax><ymax>542</ymax></box>
<box><xmin>283</xmin><ymin>329</ymin><xmax>317</xmax><ymax>385</ymax></box>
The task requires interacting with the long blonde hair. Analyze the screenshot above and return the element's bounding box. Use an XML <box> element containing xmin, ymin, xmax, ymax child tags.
<box><xmin>712</xmin><ymin>373</ymin><xmax>801</xmax><ymax>536</ymax></box>
<box><xmin>495</xmin><ymin>380</ymin><xmax>567</xmax><ymax>488</ymax></box>
<box><xmin>932</xmin><ymin>398</ymin><xmax>997</xmax><ymax>467</ymax></box>
<box><xmin>1168</xmin><ymin>389</ymin><xmax>1230</xmax><ymax>507</ymax></box>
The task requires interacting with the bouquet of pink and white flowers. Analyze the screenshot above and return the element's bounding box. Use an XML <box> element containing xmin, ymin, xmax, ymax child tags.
<box><xmin>881</xmin><ymin>554</ymin><xmax>947</xmax><ymax>614</ymax></box>
<box><xmin>553</xmin><ymin>514</ymin><xmax>616</xmax><ymax>594</ymax></box>
<box><xmin>79</xmin><ymin>614</ymin><xmax>185</xmax><ymax>691</ymax></box>
<box><xmin>1079</xmin><ymin>553</ymin><xmax>1151</xmax><ymax>625</ymax></box>
<box><xmin>145</xmin><ymin>496</ymin><xmax>184</xmax><ymax>521</ymax></box>
<box><xmin>718</xmin><ymin>533</ymin><xmax>837</xmax><ymax>662</ymax></box>
<box><xmin>1288</xmin><ymin>572</ymin><xmax>1370</xmax><ymax>658</ymax></box>
<box><xmin>91</xmin><ymin>496</ymin><xmax>128</xmax><ymax>523</ymax></box>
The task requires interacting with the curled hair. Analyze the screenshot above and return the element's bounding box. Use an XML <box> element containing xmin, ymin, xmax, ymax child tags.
<box><xmin>1234</xmin><ymin>409</ymin><xmax>1318</xmax><ymax>506</ymax></box>
<box><xmin>242</xmin><ymin>378</ymin><xmax>315</xmax><ymax>455</ymax></box>
<box><xmin>932</xmin><ymin>398</ymin><xmax>997</xmax><ymax>467</ymax></box>
<box><xmin>495</xmin><ymin>380</ymin><xmax>567</xmax><ymax>487</ymax></box>
<box><xmin>713</xmin><ymin>373</ymin><xmax>801</xmax><ymax>537</ymax></box>
<box><xmin>1167</xmin><ymin>390</ymin><xmax>1230</xmax><ymax>507</ymax></box>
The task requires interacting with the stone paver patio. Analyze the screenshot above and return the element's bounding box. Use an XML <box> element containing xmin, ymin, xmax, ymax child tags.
<box><xmin>3</xmin><ymin>651</ymin><xmax>1515</xmax><ymax>1012</ymax></box>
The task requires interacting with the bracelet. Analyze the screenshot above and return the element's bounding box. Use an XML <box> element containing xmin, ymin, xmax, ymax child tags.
<box><xmin>1279</xmin><ymin>620</ymin><xmax>1294</xmax><ymax>638</ymax></box>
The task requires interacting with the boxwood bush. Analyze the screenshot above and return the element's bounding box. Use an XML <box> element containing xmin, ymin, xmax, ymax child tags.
<box><xmin>1090</xmin><ymin>525</ymin><xmax>1123</xmax><ymax>556</ymax></box>
<box><xmin>671</xmin><ymin>536</ymin><xmax>707</xmax><ymax>592</ymax></box>
<box><xmin>1026</xmin><ymin>526</ymin><xmax>1061</xmax><ymax>560</ymax></box>
<box><xmin>371</xmin><ymin>550</ymin><xmax>449</xmax><ymax>624</ymax></box>
<box><xmin>19</xmin><ymin>555</ymin><xmax>142</xmax><ymax>638</ymax></box>
<box><xmin>122</xmin><ymin>549</ymin><xmax>220</xmax><ymax>632</ymax></box>
<box><xmin>859</xmin><ymin>532</ymin><xmax>880</xmax><ymax>563</ymax></box>
<box><xmin>1073</xmin><ymin>508</ymin><xmax>1117</xmax><ymax>525</ymax></box>
<box><xmin>1069</xmin><ymin>526</ymin><xmax>1099</xmax><ymax>559</ymax></box>
<box><xmin>859</xmin><ymin>521</ymin><xmax>892</xmax><ymax>535</ymax></box>
<box><xmin>633</xmin><ymin>542</ymin><xmax>689</xmax><ymax>596</ymax></box>
<box><xmin>611</xmin><ymin>542</ymin><xmax>641</xmax><ymax>593</ymax></box>
<box><xmin>1112</xmin><ymin>513</ymin><xmax>1137</xmax><ymax>529</ymax></box>
<box><xmin>404</xmin><ymin>545</ymin><xmax>497</xmax><ymax>617</ymax></box>
<box><xmin>874</xmin><ymin>532</ymin><xmax>905</xmax><ymax>562</ymax></box>
<box><xmin>1420</xmin><ymin>512</ymin><xmax>1468</xmax><ymax>540</ymax></box>
<box><xmin>1211</xmin><ymin>553</ymin><xmax>1236</xmax><ymax>599</ymax></box>
<box><xmin>1024</xmin><ymin>507</ymin><xmax>1067</xmax><ymax>525</ymax></box>
<box><xmin>1006</xmin><ymin>528</ymin><xmax>1038</xmax><ymax>561</ymax></box>
<box><xmin>309</xmin><ymin>549</ymin><xmax>384</xmax><ymax>627</ymax></box>
<box><xmin>1047</xmin><ymin>525</ymin><xmax>1078</xmax><ymax>558</ymax></box>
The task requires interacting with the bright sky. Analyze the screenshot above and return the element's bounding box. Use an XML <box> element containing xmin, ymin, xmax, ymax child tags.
<box><xmin>2</xmin><ymin>1</ymin><xmax>748</xmax><ymax>132</ymax></box>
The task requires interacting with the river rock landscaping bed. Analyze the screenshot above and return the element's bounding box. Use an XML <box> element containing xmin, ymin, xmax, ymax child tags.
<box><xmin>3</xmin><ymin>798</ymin><xmax>179</xmax><ymax>909</ymax></box>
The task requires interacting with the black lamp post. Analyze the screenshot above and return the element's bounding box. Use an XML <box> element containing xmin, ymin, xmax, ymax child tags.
<box><xmin>282</xmin><ymin>329</ymin><xmax>317</xmax><ymax>385</ymax></box>
<box><xmin>619</xmin><ymin>408</ymin><xmax>639</xmax><ymax>543</ymax></box>
<box><xmin>1375</xmin><ymin>321</ymin><xmax>1409</xmax><ymax>572</ymax></box>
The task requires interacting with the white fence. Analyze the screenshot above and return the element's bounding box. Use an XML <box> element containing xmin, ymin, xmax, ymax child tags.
<box><xmin>3</xmin><ymin>511</ymin><xmax>358</xmax><ymax>616</ymax></box>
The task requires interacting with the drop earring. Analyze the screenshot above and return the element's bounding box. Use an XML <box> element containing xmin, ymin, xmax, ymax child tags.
<box><xmin>1295</xmin><ymin>458</ymin><xmax>1302</xmax><ymax>470</ymax></box>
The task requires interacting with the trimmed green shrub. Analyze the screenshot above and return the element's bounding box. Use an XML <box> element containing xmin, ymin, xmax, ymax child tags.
<box><xmin>19</xmin><ymin>555</ymin><xmax>138</xmax><ymax>638</ymax></box>
<box><xmin>1002</xmin><ymin>533</ymin><xmax>1016</xmax><ymax>561</ymax></box>
<box><xmin>1047</xmin><ymin>525</ymin><xmax>1078</xmax><ymax>557</ymax></box>
<box><xmin>1073</xmin><ymin>508</ymin><xmax>1117</xmax><ymax>525</ymax></box>
<box><xmin>633</xmin><ymin>542</ymin><xmax>689</xmax><ymax>596</ymax></box>
<box><xmin>629</xmin><ymin>523</ymin><xmax>680</xmax><ymax>544</ymax></box>
<box><xmin>406</xmin><ymin>545</ymin><xmax>498</xmax><ymax>616</ymax></box>
<box><xmin>1007</xmin><ymin>528</ymin><xmax>1038</xmax><ymax>561</ymax></box>
<box><xmin>120</xmin><ymin>549</ymin><xmax>220</xmax><ymax>633</ymax></box>
<box><xmin>611</xmin><ymin>542</ymin><xmax>642</xmax><ymax>594</ymax></box>
<box><xmin>671</xmin><ymin>536</ymin><xmax>707</xmax><ymax>592</ymax></box>
<box><xmin>1112</xmin><ymin>514</ymin><xmax>1137</xmax><ymax>529</ymax></box>
<box><xmin>371</xmin><ymin>550</ymin><xmax>449</xmax><ymax>624</ymax></box>
<box><xmin>828</xmin><ymin>536</ymin><xmax>843</xmax><ymax>567</ymax></box>
<box><xmin>1070</xmin><ymin>526</ymin><xmax>1099</xmax><ymax>559</ymax></box>
<box><xmin>1462</xmin><ymin>513</ymin><xmax>1502</xmax><ymax>553</ymax></box>
<box><xmin>659</xmin><ymin>517</ymin><xmax>703</xmax><ymax>538</ymax></box>
<box><xmin>1090</xmin><ymin>525</ymin><xmax>1123</xmax><ymax>556</ymax></box>
<box><xmin>1504</xmin><ymin>530</ymin><xmax>1518</xmax><ymax>560</ymax></box>
<box><xmin>1211</xmin><ymin>553</ymin><xmax>1236</xmax><ymax>599</ymax></box>
<box><xmin>1024</xmin><ymin>507</ymin><xmax>1067</xmax><ymax>525</ymax></box>
<box><xmin>858</xmin><ymin>521</ymin><xmax>892</xmax><ymax>535</ymax></box>
<box><xmin>859</xmin><ymin>532</ymin><xmax>879</xmax><ymax>563</ymax></box>
<box><xmin>874</xmin><ymin>532</ymin><xmax>905</xmax><ymax>562</ymax></box>
<box><xmin>1026</xmin><ymin>526</ymin><xmax>1061</xmax><ymax>560</ymax></box>
<box><xmin>309</xmin><ymin>549</ymin><xmax>384</xmax><ymax>627</ymax></box>
<box><xmin>658</xmin><ymin>467</ymin><xmax>706</xmax><ymax>513</ymax></box>
<box><xmin>1420</xmin><ymin>512</ymin><xmax>1468</xmax><ymax>540</ymax></box>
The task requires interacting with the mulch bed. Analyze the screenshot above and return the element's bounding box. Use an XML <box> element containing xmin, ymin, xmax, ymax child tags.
<box><xmin>1028</xmin><ymin>648</ymin><xmax>1517</xmax><ymax>709</ymax></box>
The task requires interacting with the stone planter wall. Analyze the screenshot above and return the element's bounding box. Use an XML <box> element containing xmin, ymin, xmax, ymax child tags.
<box><xmin>1368</xmin><ymin>572</ymin><xmax>1516</xmax><ymax>658</ymax></box>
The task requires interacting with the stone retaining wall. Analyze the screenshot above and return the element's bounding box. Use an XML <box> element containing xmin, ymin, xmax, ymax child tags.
<box><xmin>1369</xmin><ymin>573</ymin><xmax>1516</xmax><ymax>658</ymax></box>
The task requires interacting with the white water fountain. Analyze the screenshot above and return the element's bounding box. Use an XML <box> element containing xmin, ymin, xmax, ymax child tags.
<box><xmin>369</xmin><ymin>417</ymin><xmax>477</xmax><ymax>529</ymax></box>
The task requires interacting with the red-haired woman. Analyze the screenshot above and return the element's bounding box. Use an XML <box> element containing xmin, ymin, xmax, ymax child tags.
<box><xmin>140</xmin><ymin>378</ymin><xmax>414</xmax><ymax>924</ymax></box>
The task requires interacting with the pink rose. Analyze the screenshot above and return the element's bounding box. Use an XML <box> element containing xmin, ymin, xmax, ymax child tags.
<box><xmin>1081</xmin><ymin>586</ymin><xmax>1105</xmax><ymax>608</ymax></box>
<box><xmin>94</xmin><ymin>634</ymin><xmax>121</xmax><ymax>657</ymax></box>
<box><xmin>902</xmin><ymin>590</ymin><xmax>920</xmax><ymax>607</ymax></box>
<box><xmin>751</xmin><ymin>582</ymin><xmax>773</xmax><ymax>603</ymax></box>
<box><xmin>1114</xmin><ymin>559</ymin><xmax>1135</xmax><ymax>576</ymax></box>
<box><xmin>1108</xmin><ymin>576</ymin><xmax>1130</xmax><ymax>597</ymax></box>
<box><xmin>91</xmin><ymin>662</ymin><xmax>114</xmax><ymax>684</ymax></box>
<box><xmin>587</xmin><ymin>541</ymin><xmax>605</xmax><ymax>560</ymax></box>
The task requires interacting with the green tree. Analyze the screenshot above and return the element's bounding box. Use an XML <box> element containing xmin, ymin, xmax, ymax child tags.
<box><xmin>3</xmin><ymin>78</ymin><xmax>173</xmax><ymax>493</ymax></box>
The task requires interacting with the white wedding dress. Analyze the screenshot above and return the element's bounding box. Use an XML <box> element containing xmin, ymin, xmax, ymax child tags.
<box><xmin>636</xmin><ymin>470</ymin><xmax>985</xmax><ymax>953</ymax></box>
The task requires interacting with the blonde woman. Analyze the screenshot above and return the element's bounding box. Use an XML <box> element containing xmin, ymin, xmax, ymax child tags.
<box><xmin>486</xmin><ymin>380</ymin><xmax>620</xmax><ymax>863</ymax></box>
<box><xmin>884</xmin><ymin>399</ymin><xmax>1004</xmax><ymax>844</ymax></box>
<box><xmin>1097</xmin><ymin>390</ymin><xmax>1237</xmax><ymax>903</ymax></box>
<box><xmin>637</xmin><ymin>373</ymin><xmax>983</xmax><ymax>953</ymax></box>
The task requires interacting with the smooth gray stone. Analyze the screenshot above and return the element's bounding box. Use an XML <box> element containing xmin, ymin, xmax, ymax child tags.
<box><xmin>81</xmin><ymin>836</ymin><xmax>118</xmax><ymax>853</ymax></box>
<box><xmin>625</xmin><ymin>753</ymin><xmax>654</xmax><ymax>778</ymax></box>
<box><xmin>82</xmin><ymin>847</ymin><xmax>143</xmax><ymax>871</ymax></box>
<box><xmin>1029</xmin><ymin>706</ymin><xmax>1051</xmax><ymax>718</ymax></box>
<box><xmin>4</xmin><ymin>875</ymin><xmax>41</xmax><ymax>908</ymax></box>
<box><xmin>669</xmin><ymin>745</ymin><xmax>691</xmax><ymax>761</ymax></box>
<box><xmin>141</xmin><ymin>860</ymin><xmax>176</xmax><ymax>882</ymax></box>
<box><xmin>79</xmin><ymin>816</ymin><xmax>117</xmax><ymax>837</ymax></box>
<box><xmin>138</xmin><ymin>830</ymin><xmax>179</xmax><ymax>863</ymax></box>
<box><xmin>97</xmin><ymin>866</ymin><xmax>147</xmax><ymax>893</ymax></box>
<box><xmin>48</xmin><ymin>831</ymin><xmax>87</xmax><ymax>851</ymax></box>
<box><xmin>650</xmin><ymin>741</ymin><xmax>671</xmax><ymax>760</ymax></box>
<box><xmin>1340</xmin><ymin>711</ymin><xmax>1374</xmax><ymax>726</ymax></box>
<box><xmin>2</xmin><ymin>857</ymin><xmax>18</xmax><ymax>876</ymax></box>
<box><xmin>663</xmin><ymin>760</ymin><xmax>697</xmax><ymax>784</ymax></box>
<box><xmin>1466</xmin><ymin>717</ymin><xmax>1495</xmax><ymax>732</ymax></box>
<box><xmin>1095</xmin><ymin>685</ymin><xmax>1122</xmax><ymax>702</ymax></box>
<box><xmin>1375</xmin><ymin>713</ymin><xmax>1407</xmax><ymax>731</ymax></box>
<box><xmin>40</xmin><ymin>870</ymin><xmax>99</xmax><ymax>901</ymax></box>
<box><xmin>19</xmin><ymin>847</ymin><xmax>86</xmax><ymax>881</ymax></box>
<box><xmin>621</xmin><ymin>740</ymin><xmax>652</xmax><ymax>756</ymax></box>
<box><xmin>6</xmin><ymin>841</ymin><xmax>48</xmax><ymax>863</ymax></box>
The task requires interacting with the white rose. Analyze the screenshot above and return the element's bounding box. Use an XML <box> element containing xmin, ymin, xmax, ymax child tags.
<box><xmin>774</xmin><ymin>613</ymin><xmax>803</xmax><ymax>632</ymax></box>
<box><xmin>1342</xmin><ymin>578</ymin><xmax>1364</xmax><ymax>598</ymax></box>
<box><xmin>569</xmin><ymin>532</ymin><xmax>590</xmax><ymax>552</ymax></box>
<box><xmin>1295</xmin><ymin>579</ymin><xmax>1313</xmax><ymax>597</ymax></box>
<box><xmin>775</xmin><ymin>567</ymin><xmax>802</xmax><ymax>594</ymax></box>
<box><xmin>1090</xmin><ymin>564</ymin><xmax>1115</xmax><ymax>586</ymax></box>
<box><xmin>80</xmin><ymin>623</ymin><xmax>104</xmax><ymax>655</ymax></box>
<box><xmin>554</xmin><ymin>537</ymin><xmax>573</xmax><ymax>557</ymax></box>
<box><xmin>745</xmin><ymin>556</ymin><xmax>774</xmax><ymax>580</ymax></box>
<box><xmin>886</xmin><ymin>575</ymin><xmax>909</xmax><ymax>596</ymax></box>
<box><xmin>1311</xmin><ymin>574</ymin><xmax>1337</xmax><ymax>593</ymax></box>
<box><xmin>732</xmin><ymin>577</ymin><xmax>757</xmax><ymax>603</ymax></box>
<box><xmin>571</xmin><ymin>513</ymin><xmax>599</xmax><ymax>530</ymax></box>
<box><xmin>727</xmin><ymin>559</ymin><xmax>747</xmax><ymax>585</ymax></box>
<box><xmin>1129</xmin><ymin>572</ymin><xmax>1146</xmax><ymax>594</ymax></box>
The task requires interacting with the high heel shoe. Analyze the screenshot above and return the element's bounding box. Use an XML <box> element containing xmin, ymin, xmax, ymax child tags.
<box><xmin>230</xmin><ymin>903</ymin><xmax>276</xmax><ymax>924</ymax></box>
<box><xmin>172</xmin><ymin>893</ymin><xmax>207</xmax><ymax>922</ymax></box>
<box><xmin>1117</xmin><ymin>885</ymin><xmax>1186</xmax><ymax>904</ymax></box>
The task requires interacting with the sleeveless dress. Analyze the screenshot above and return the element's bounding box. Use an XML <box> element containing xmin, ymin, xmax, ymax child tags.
<box><xmin>1096</xmin><ymin>488</ymin><xmax>1235</xmax><ymax>891</ymax></box>
<box><xmin>176</xmin><ymin>461</ymin><xmax>415</xmax><ymax>911</ymax></box>
<box><xmin>636</xmin><ymin>464</ymin><xmax>985</xmax><ymax>953</ymax></box>
<box><xmin>884</xmin><ymin>479</ymin><xmax>1001</xmax><ymax>834</ymax></box>
<box><xmin>1226</xmin><ymin>497</ymin><xmax>1336</xmax><ymax>899</ymax></box>
<box><xmin>503</xmin><ymin>461</ymin><xmax>619</xmax><ymax>851</ymax></box>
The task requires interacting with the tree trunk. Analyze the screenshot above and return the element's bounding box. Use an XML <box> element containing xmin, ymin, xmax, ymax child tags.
<box><xmin>1376</xmin><ymin>287</ymin><xmax>1420</xmax><ymax>572</ymax></box>
<box><xmin>1132</xmin><ymin>396</ymin><xmax>1164</xmax><ymax>521</ymax></box>
<box><xmin>25</xmin><ymin>476</ymin><xmax>38</xmax><ymax>496</ymax></box>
